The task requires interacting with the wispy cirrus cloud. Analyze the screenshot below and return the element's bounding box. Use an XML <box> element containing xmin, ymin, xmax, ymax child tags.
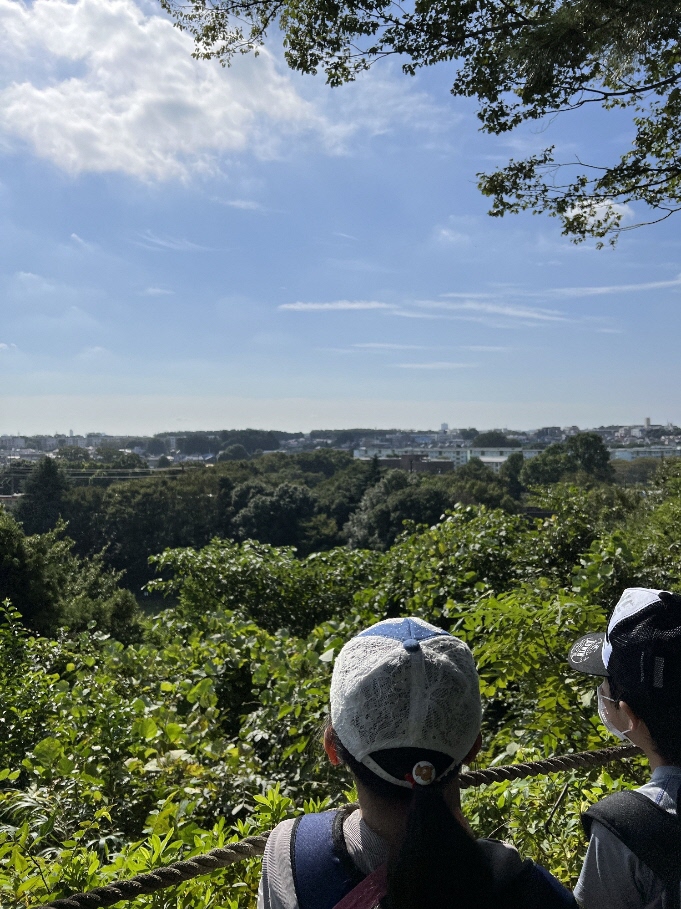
<box><xmin>279</xmin><ymin>300</ymin><xmax>393</xmax><ymax>311</ymax></box>
<box><xmin>142</xmin><ymin>286</ymin><xmax>174</xmax><ymax>296</ymax></box>
<box><xmin>395</xmin><ymin>361</ymin><xmax>477</xmax><ymax>370</ymax></box>
<box><xmin>225</xmin><ymin>199</ymin><xmax>266</xmax><ymax>211</ymax></box>
<box><xmin>353</xmin><ymin>342</ymin><xmax>430</xmax><ymax>350</ymax></box>
<box><xmin>435</xmin><ymin>227</ymin><xmax>470</xmax><ymax>246</ymax></box>
<box><xmin>278</xmin><ymin>277</ymin><xmax>640</xmax><ymax>330</ymax></box>
<box><xmin>135</xmin><ymin>231</ymin><xmax>214</xmax><ymax>252</ymax></box>
<box><xmin>546</xmin><ymin>273</ymin><xmax>681</xmax><ymax>297</ymax></box>
<box><xmin>279</xmin><ymin>295</ymin><xmax>581</xmax><ymax>328</ymax></box>
<box><xmin>462</xmin><ymin>345</ymin><xmax>511</xmax><ymax>352</ymax></box>
<box><xmin>70</xmin><ymin>232</ymin><xmax>95</xmax><ymax>250</ymax></box>
<box><xmin>441</xmin><ymin>273</ymin><xmax>681</xmax><ymax>301</ymax></box>
<box><xmin>417</xmin><ymin>299</ymin><xmax>568</xmax><ymax>325</ymax></box>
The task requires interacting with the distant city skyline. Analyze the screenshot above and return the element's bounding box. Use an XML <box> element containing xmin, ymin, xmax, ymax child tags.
<box><xmin>0</xmin><ymin>417</ymin><xmax>676</xmax><ymax>439</ymax></box>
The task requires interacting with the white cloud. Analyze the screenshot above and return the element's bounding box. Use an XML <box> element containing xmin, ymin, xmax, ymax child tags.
<box><xmin>0</xmin><ymin>0</ymin><xmax>328</xmax><ymax>179</ymax></box>
<box><xmin>0</xmin><ymin>342</ymin><xmax>17</xmax><ymax>351</ymax></box>
<box><xmin>280</xmin><ymin>300</ymin><xmax>393</xmax><ymax>311</ymax></box>
<box><xmin>440</xmin><ymin>273</ymin><xmax>681</xmax><ymax>303</ymax></box>
<box><xmin>436</xmin><ymin>227</ymin><xmax>470</xmax><ymax>245</ymax></box>
<box><xmin>14</xmin><ymin>271</ymin><xmax>57</xmax><ymax>294</ymax></box>
<box><xmin>70</xmin><ymin>232</ymin><xmax>93</xmax><ymax>248</ymax></box>
<box><xmin>547</xmin><ymin>273</ymin><xmax>681</xmax><ymax>298</ymax></box>
<box><xmin>318</xmin><ymin>71</ymin><xmax>451</xmax><ymax>152</ymax></box>
<box><xmin>76</xmin><ymin>345</ymin><xmax>109</xmax><ymax>360</ymax></box>
<box><xmin>0</xmin><ymin>0</ymin><xmax>448</xmax><ymax>179</ymax></box>
<box><xmin>417</xmin><ymin>300</ymin><xmax>568</xmax><ymax>324</ymax></box>
<box><xmin>354</xmin><ymin>342</ymin><xmax>430</xmax><ymax>350</ymax></box>
<box><xmin>142</xmin><ymin>286</ymin><xmax>174</xmax><ymax>296</ymax></box>
<box><xmin>395</xmin><ymin>361</ymin><xmax>476</xmax><ymax>370</ymax></box>
<box><xmin>134</xmin><ymin>231</ymin><xmax>214</xmax><ymax>252</ymax></box>
<box><xmin>462</xmin><ymin>345</ymin><xmax>510</xmax><ymax>352</ymax></box>
<box><xmin>440</xmin><ymin>291</ymin><xmax>497</xmax><ymax>300</ymax></box>
<box><xmin>567</xmin><ymin>200</ymin><xmax>634</xmax><ymax>233</ymax></box>
<box><xmin>225</xmin><ymin>199</ymin><xmax>266</xmax><ymax>211</ymax></box>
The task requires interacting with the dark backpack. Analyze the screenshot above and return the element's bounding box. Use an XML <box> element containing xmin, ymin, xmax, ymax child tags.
<box><xmin>583</xmin><ymin>790</ymin><xmax>681</xmax><ymax>909</ymax></box>
<box><xmin>290</xmin><ymin>809</ymin><xmax>576</xmax><ymax>909</ymax></box>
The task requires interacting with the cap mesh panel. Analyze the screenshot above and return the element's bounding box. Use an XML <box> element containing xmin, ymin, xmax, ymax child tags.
<box><xmin>331</xmin><ymin>626</ymin><xmax>481</xmax><ymax>766</ymax></box>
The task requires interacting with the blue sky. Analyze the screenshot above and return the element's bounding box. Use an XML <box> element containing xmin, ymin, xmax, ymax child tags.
<box><xmin>1</xmin><ymin>0</ymin><xmax>680</xmax><ymax>435</ymax></box>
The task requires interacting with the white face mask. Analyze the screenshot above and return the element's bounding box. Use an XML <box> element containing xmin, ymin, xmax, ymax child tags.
<box><xmin>597</xmin><ymin>684</ymin><xmax>632</xmax><ymax>742</ymax></box>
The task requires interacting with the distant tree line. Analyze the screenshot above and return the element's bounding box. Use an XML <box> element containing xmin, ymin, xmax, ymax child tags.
<box><xmin>2</xmin><ymin>433</ymin><xmax>628</xmax><ymax>596</ymax></box>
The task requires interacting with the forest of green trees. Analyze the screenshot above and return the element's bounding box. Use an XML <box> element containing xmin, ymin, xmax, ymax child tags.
<box><xmin>0</xmin><ymin>437</ymin><xmax>676</xmax><ymax>906</ymax></box>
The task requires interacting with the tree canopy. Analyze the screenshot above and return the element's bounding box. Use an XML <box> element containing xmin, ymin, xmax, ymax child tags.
<box><xmin>3</xmin><ymin>463</ymin><xmax>680</xmax><ymax>905</ymax></box>
<box><xmin>473</xmin><ymin>431</ymin><xmax>521</xmax><ymax>448</ymax></box>
<box><xmin>521</xmin><ymin>432</ymin><xmax>614</xmax><ymax>485</ymax></box>
<box><xmin>161</xmin><ymin>0</ymin><xmax>681</xmax><ymax>244</ymax></box>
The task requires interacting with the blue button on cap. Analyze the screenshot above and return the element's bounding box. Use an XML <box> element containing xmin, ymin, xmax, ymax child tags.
<box><xmin>403</xmin><ymin>638</ymin><xmax>421</xmax><ymax>652</ymax></box>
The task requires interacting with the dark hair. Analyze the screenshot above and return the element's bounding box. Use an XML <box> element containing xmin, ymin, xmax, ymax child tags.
<box><xmin>608</xmin><ymin>672</ymin><xmax>681</xmax><ymax>765</ymax></box>
<box><xmin>330</xmin><ymin>728</ymin><xmax>494</xmax><ymax>909</ymax></box>
<box><xmin>608</xmin><ymin>592</ymin><xmax>681</xmax><ymax>766</ymax></box>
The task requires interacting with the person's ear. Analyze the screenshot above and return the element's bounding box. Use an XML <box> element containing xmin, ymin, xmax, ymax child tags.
<box><xmin>324</xmin><ymin>725</ymin><xmax>341</xmax><ymax>766</ymax></box>
<box><xmin>619</xmin><ymin>701</ymin><xmax>642</xmax><ymax>734</ymax></box>
<box><xmin>463</xmin><ymin>732</ymin><xmax>483</xmax><ymax>765</ymax></box>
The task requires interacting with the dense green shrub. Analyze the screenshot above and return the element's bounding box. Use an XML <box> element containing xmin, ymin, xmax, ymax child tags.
<box><xmin>2</xmin><ymin>463</ymin><xmax>681</xmax><ymax>907</ymax></box>
<box><xmin>0</xmin><ymin>512</ymin><xmax>140</xmax><ymax>638</ymax></box>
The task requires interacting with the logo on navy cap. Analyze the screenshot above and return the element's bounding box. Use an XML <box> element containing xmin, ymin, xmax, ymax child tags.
<box><xmin>570</xmin><ymin>635</ymin><xmax>602</xmax><ymax>663</ymax></box>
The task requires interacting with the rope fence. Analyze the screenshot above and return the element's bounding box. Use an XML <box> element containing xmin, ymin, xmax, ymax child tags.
<box><xmin>34</xmin><ymin>743</ymin><xmax>643</xmax><ymax>909</ymax></box>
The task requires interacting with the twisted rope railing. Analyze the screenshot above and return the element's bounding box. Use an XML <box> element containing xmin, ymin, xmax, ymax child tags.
<box><xmin>34</xmin><ymin>743</ymin><xmax>643</xmax><ymax>909</ymax></box>
<box><xmin>35</xmin><ymin>836</ymin><xmax>270</xmax><ymax>909</ymax></box>
<box><xmin>458</xmin><ymin>741</ymin><xmax>642</xmax><ymax>789</ymax></box>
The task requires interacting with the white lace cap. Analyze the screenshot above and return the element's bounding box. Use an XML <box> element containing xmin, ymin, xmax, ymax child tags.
<box><xmin>330</xmin><ymin>617</ymin><xmax>481</xmax><ymax>777</ymax></box>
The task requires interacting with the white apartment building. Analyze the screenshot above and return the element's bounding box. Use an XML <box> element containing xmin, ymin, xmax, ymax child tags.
<box><xmin>354</xmin><ymin>447</ymin><xmax>541</xmax><ymax>471</ymax></box>
<box><xmin>610</xmin><ymin>447</ymin><xmax>681</xmax><ymax>461</ymax></box>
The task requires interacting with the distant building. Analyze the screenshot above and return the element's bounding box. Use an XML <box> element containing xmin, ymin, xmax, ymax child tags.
<box><xmin>0</xmin><ymin>494</ymin><xmax>22</xmax><ymax>510</ymax></box>
<box><xmin>354</xmin><ymin>447</ymin><xmax>541</xmax><ymax>469</ymax></box>
<box><xmin>610</xmin><ymin>447</ymin><xmax>681</xmax><ymax>461</ymax></box>
<box><xmin>374</xmin><ymin>455</ymin><xmax>454</xmax><ymax>475</ymax></box>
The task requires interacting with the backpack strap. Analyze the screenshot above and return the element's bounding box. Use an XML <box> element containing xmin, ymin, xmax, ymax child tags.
<box><xmin>332</xmin><ymin>864</ymin><xmax>387</xmax><ymax>909</ymax></box>
<box><xmin>501</xmin><ymin>860</ymin><xmax>577</xmax><ymax>908</ymax></box>
<box><xmin>583</xmin><ymin>790</ymin><xmax>681</xmax><ymax>885</ymax></box>
<box><xmin>291</xmin><ymin>810</ymin><xmax>365</xmax><ymax>909</ymax></box>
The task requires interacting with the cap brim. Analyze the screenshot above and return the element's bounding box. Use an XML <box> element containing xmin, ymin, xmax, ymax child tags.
<box><xmin>568</xmin><ymin>633</ymin><xmax>608</xmax><ymax>676</ymax></box>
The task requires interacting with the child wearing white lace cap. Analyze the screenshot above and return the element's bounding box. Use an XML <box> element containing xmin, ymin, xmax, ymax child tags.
<box><xmin>258</xmin><ymin>616</ymin><xmax>576</xmax><ymax>909</ymax></box>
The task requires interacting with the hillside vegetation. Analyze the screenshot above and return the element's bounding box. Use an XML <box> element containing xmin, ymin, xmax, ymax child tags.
<box><xmin>5</xmin><ymin>433</ymin><xmax>625</xmax><ymax>599</ymax></box>
<box><xmin>0</xmin><ymin>449</ymin><xmax>679</xmax><ymax>907</ymax></box>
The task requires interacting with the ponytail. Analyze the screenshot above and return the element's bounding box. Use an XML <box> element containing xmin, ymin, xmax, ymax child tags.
<box><xmin>329</xmin><ymin>728</ymin><xmax>494</xmax><ymax>909</ymax></box>
<box><xmin>385</xmin><ymin>785</ymin><xmax>494</xmax><ymax>909</ymax></box>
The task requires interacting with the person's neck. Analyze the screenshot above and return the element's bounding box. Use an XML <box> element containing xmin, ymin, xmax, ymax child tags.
<box><xmin>356</xmin><ymin>788</ymin><xmax>408</xmax><ymax>847</ymax></box>
<box><xmin>628</xmin><ymin>725</ymin><xmax>674</xmax><ymax>773</ymax></box>
<box><xmin>647</xmin><ymin>750</ymin><xmax>679</xmax><ymax>773</ymax></box>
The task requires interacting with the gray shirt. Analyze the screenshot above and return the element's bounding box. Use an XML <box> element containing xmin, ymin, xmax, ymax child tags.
<box><xmin>257</xmin><ymin>807</ymin><xmax>532</xmax><ymax>909</ymax></box>
<box><xmin>575</xmin><ymin>765</ymin><xmax>681</xmax><ymax>909</ymax></box>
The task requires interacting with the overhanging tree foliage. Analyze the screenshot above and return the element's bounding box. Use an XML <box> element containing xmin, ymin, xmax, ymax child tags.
<box><xmin>161</xmin><ymin>0</ymin><xmax>681</xmax><ymax>244</ymax></box>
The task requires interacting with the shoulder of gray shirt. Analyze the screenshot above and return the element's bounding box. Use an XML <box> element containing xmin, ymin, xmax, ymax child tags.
<box><xmin>574</xmin><ymin>765</ymin><xmax>681</xmax><ymax>909</ymax></box>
